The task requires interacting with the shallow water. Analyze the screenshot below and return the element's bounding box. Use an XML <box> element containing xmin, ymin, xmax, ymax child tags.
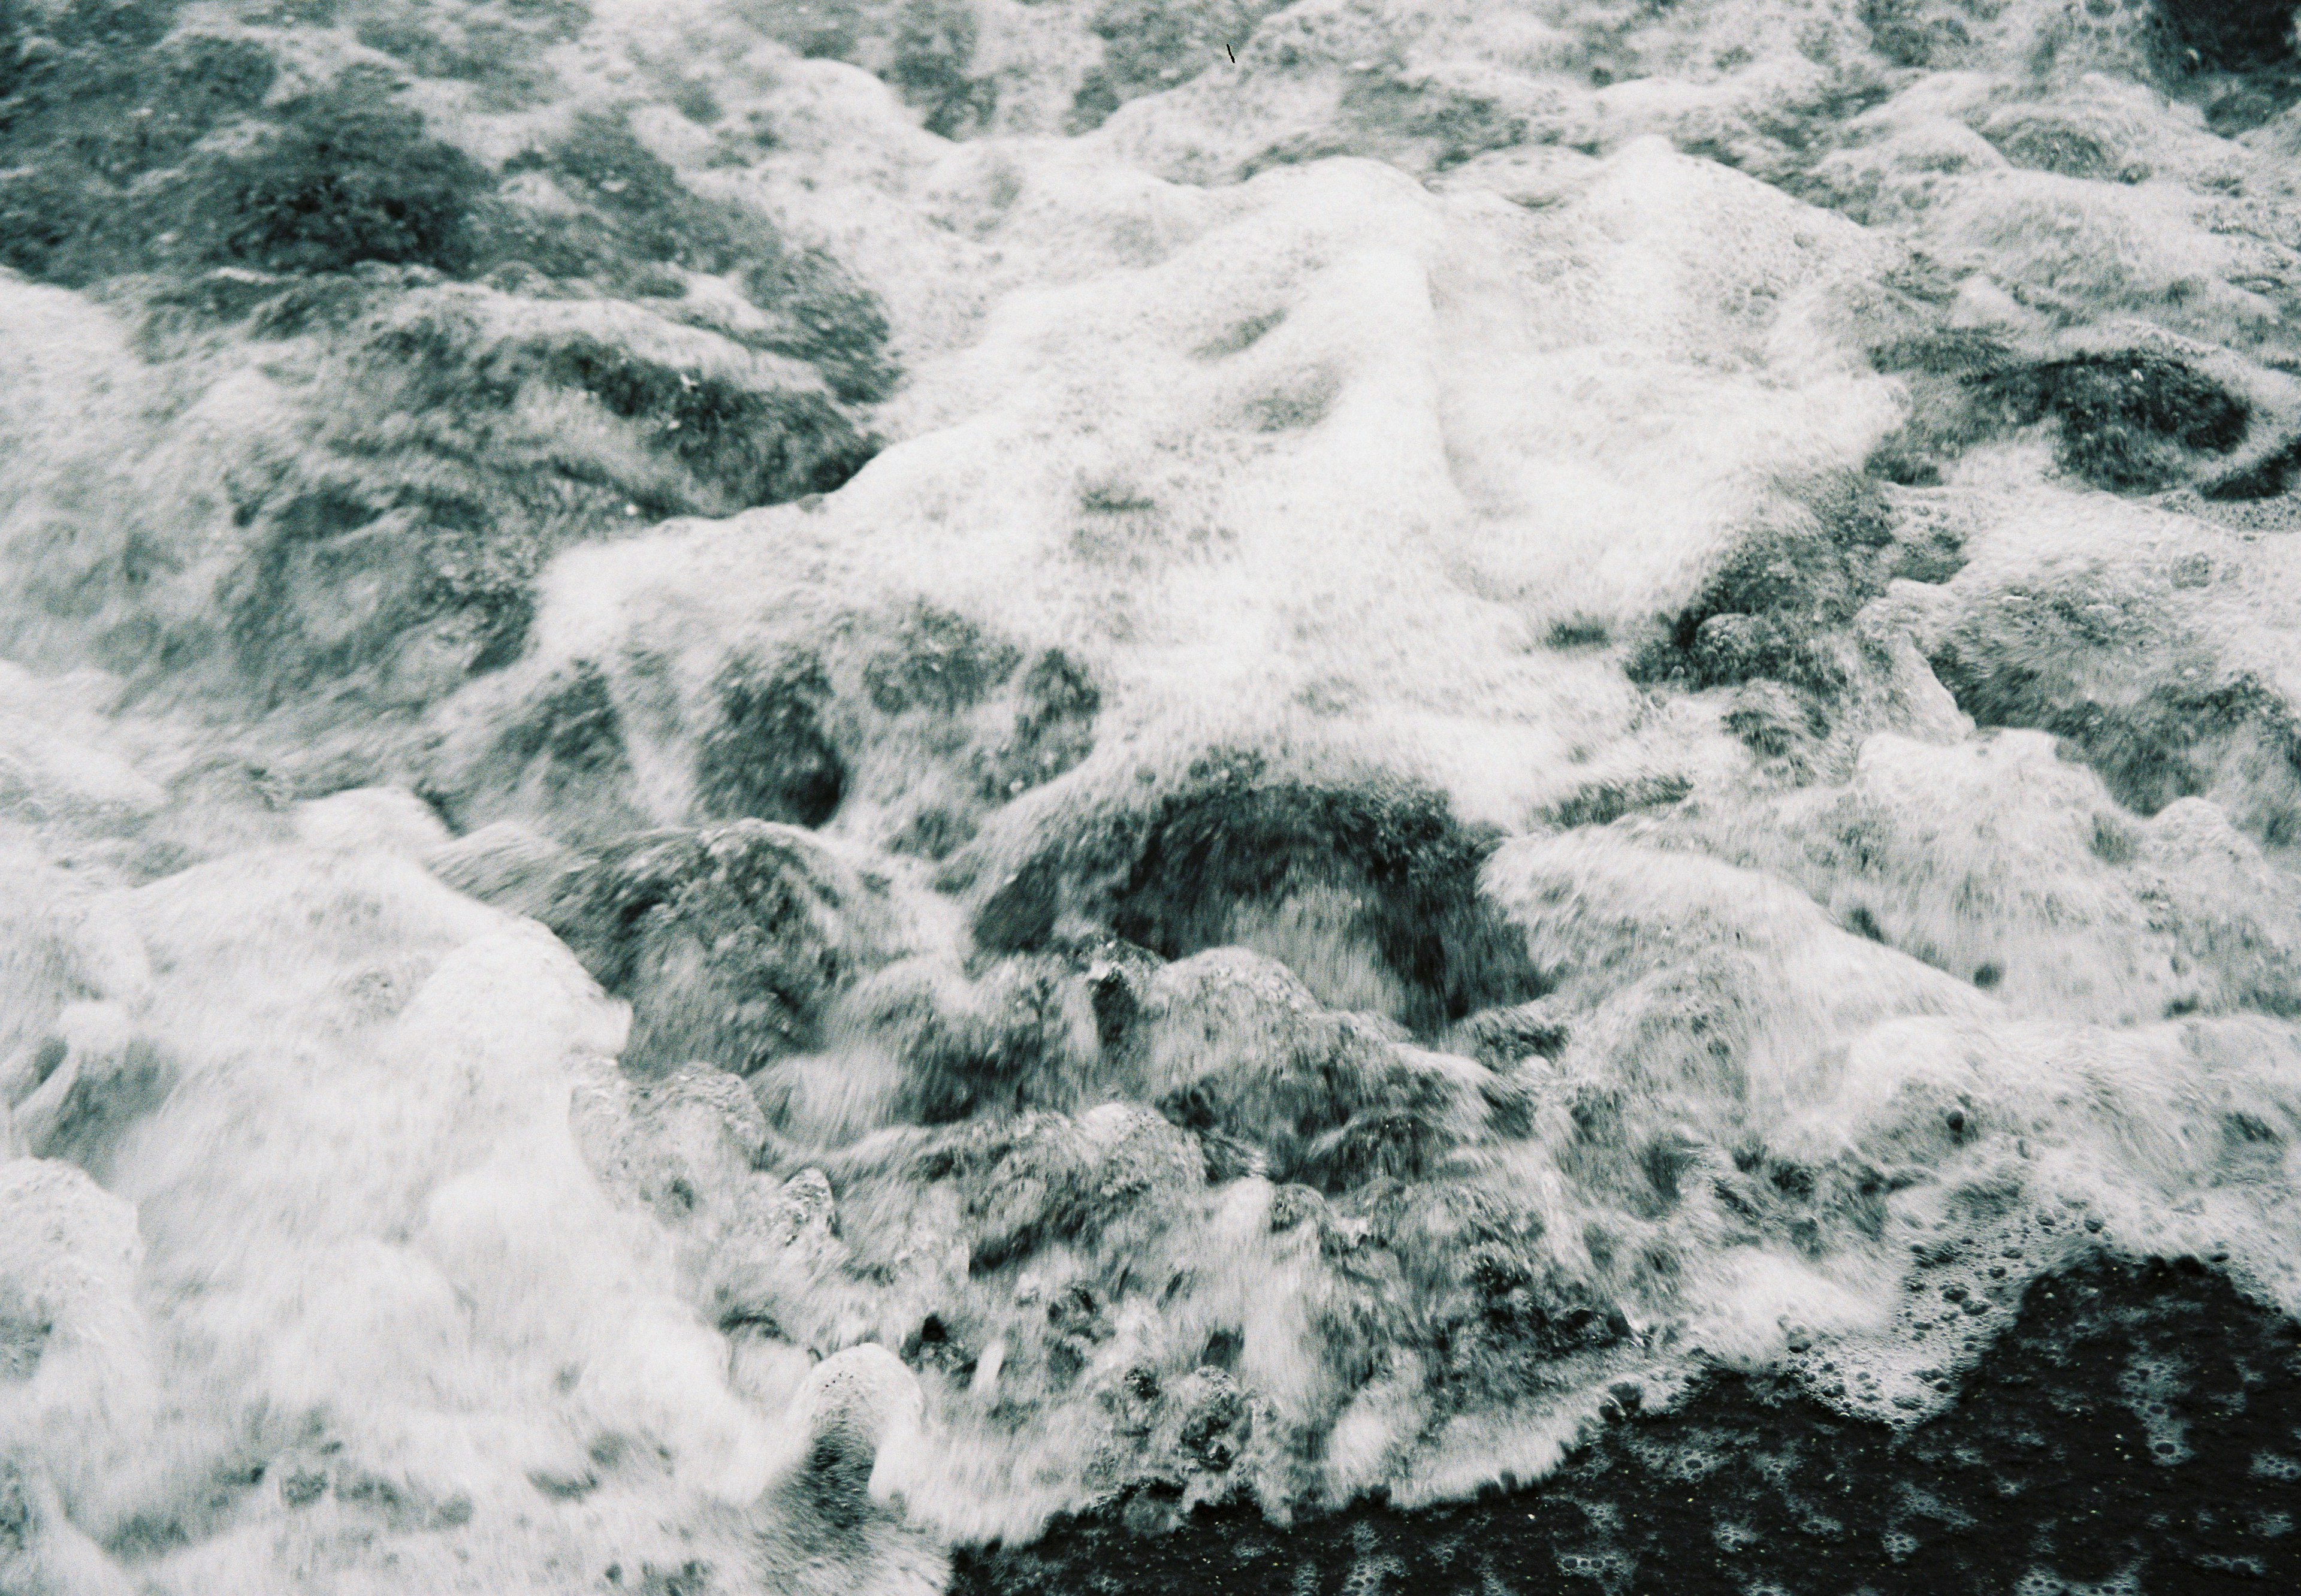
<box><xmin>3</xmin><ymin>0</ymin><xmax>2301</xmax><ymax>1592</ymax></box>
<box><xmin>958</xmin><ymin>1259</ymin><xmax>2301</xmax><ymax>1594</ymax></box>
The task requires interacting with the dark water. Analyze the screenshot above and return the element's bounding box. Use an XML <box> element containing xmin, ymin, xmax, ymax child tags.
<box><xmin>957</xmin><ymin>1259</ymin><xmax>2301</xmax><ymax>1594</ymax></box>
<box><xmin>9</xmin><ymin>1</ymin><xmax>2301</xmax><ymax>1591</ymax></box>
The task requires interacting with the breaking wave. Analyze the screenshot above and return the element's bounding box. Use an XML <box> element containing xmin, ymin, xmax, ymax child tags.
<box><xmin>5</xmin><ymin>0</ymin><xmax>2301</xmax><ymax>1589</ymax></box>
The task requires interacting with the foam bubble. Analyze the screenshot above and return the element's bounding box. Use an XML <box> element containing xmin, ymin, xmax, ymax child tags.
<box><xmin>2</xmin><ymin>0</ymin><xmax>2301</xmax><ymax>1583</ymax></box>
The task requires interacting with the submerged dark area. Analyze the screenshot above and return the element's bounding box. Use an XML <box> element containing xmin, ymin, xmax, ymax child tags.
<box><xmin>957</xmin><ymin>1258</ymin><xmax>2301</xmax><ymax>1594</ymax></box>
<box><xmin>8</xmin><ymin>0</ymin><xmax>2301</xmax><ymax>1592</ymax></box>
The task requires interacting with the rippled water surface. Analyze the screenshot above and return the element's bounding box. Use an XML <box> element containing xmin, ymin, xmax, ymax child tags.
<box><xmin>4</xmin><ymin>0</ymin><xmax>2301</xmax><ymax>1591</ymax></box>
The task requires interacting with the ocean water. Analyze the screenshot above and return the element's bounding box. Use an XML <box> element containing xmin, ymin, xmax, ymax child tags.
<box><xmin>2</xmin><ymin>0</ymin><xmax>2300</xmax><ymax>1591</ymax></box>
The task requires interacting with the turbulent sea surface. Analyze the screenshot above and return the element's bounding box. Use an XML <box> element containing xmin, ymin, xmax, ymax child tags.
<box><xmin>5</xmin><ymin>0</ymin><xmax>2301</xmax><ymax>1591</ymax></box>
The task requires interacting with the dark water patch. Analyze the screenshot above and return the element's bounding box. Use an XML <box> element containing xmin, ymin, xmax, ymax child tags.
<box><xmin>1873</xmin><ymin>344</ymin><xmax>2251</xmax><ymax>494</ymax></box>
<box><xmin>1451</xmin><ymin>1001</ymin><xmax>1570</xmax><ymax>1068</ymax></box>
<box><xmin>2153</xmin><ymin>0</ymin><xmax>2301</xmax><ymax>78</ymax></box>
<box><xmin>1243</xmin><ymin>367</ymin><xmax>1342</xmax><ymax>433</ymax></box>
<box><xmin>1675</xmin><ymin>71</ymin><xmax>1899</xmax><ymax>195</ymax></box>
<box><xmin>1544</xmin><ymin>613</ymin><xmax>1612</xmax><ymax>651</ymax></box>
<box><xmin>695</xmin><ymin>649</ymin><xmax>848</xmax><ymax>828</ymax></box>
<box><xmin>1</xmin><ymin>19</ymin><xmax>899</xmax><ymax>405</ymax></box>
<box><xmin>490</xmin><ymin>112</ymin><xmax>904</xmax><ymax>402</ymax></box>
<box><xmin>194</xmin><ymin>302</ymin><xmax>874</xmax><ymax>704</ymax></box>
<box><xmin>690</xmin><ymin>616</ymin><xmax>1097</xmax><ymax>862</ymax></box>
<box><xmin>523</xmin><ymin>332</ymin><xmax>874</xmax><ymax>505</ymax></box>
<box><xmin>1</xmin><ymin>26</ymin><xmax>894</xmax><ymax>726</ymax></box>
<box><xmin>209</xmin><ymin>463</ymin><xmax>545</xmax><ymax>703</ymax></box>
<box><xmin>211</xmin><ymin>470</ymin><xmax>533</xmax><ymax>706</ymax></box>
<box><xmin>539</xmin><ymin>821</ymin><xmax>893</xmax><ymax>1076</ymax></box>
<box><xmin>907</xmin><ymin>1104</ymin><xmax>1200</xmax><ymax>1268</ymax></box>
<box><xmin>848</xmin><ymin>953</ymin><xmax>1099</xmax><ymax>1128</ymax></box>
<box><xmin>725</xmin><ymin>0</ymin><xmax>995</xmax><ymax>137</ymax></box>
<box><xmin>99</xmin><ymin>1443</ymin><xmax>276</xmax><ymax>1565</ymax></box>
<box><xmin>1982</xmin><ymin>354</ymin><xmax>2249</xmax><ymax>494</ymax></box>
<box><xmin>505</xmin><ymin>108</ymin><xmax>757</xmax><ymax>276</ymax></box>
<box><xmin>366</xmin><ymin>306</ymin><xmax>878</xmax><ymax>509</ymax></box>
<box><xmin>974</xmin><ymin>749</ymin><xmax>1543</xmax><ymax>1035</ymax></box>
<box><xmin>1929</xmin><ymin>573</ymin><xmax>2300</xmax><ymax>826</ymax></box>
<box><xmin>496</xmin><ymin>661</ymin><xmax>634</xmax><ymax>786</ymax></box>
<box><xmin>1070</xmin><ymin>0</ymin><xmax>1285</xmax><ymax>134</ymax></box>
<box><xmin>1725</xmin><ymin>678</ymin><xmax>1832</xmax><ymax>760</ymax></box>
<box><xmin>1627</xmin><ymin>469</ymin><xmax>1898</xmax><ymax>709</ymax></box>
<box><xmin>863</xmin><ymin>604</ymin><xmax>1023</xmax><ymax>717</ymax></box>
<box><xmin>14</xmin><ymin>1036</ymin><xmax>174</xmax><ymax>1185</ymax></box>
<box><xmin>0</xmin><ymin>1</ymin><xmax>275</xmax><ymax>280</ymax></box>
<box><xmin>1870</xmin><ymin>327</ymin><xmax>2016</xmax><ymax>380</ymax></box>
<box><xmin>1540</xmin><ymin>774</ymin><xmax>1692</xmax><ymax>832</ymax></box>
<box><xmin>1195</xmin><ymin>310</ymin><xmax>1287</xmax><ymax>361</ymax></box>
<box><xmin>2026</xmin><ymin>672</ymin><xmax>2296</xmax><ymax>820</ymax></box>
<box><xmin>956</xmin><ymin>1256</ymin><xmax>2301</xmax><ymax>1594</ymax></box>
<box><xmin>11</xmin><ymin>62</ymin><xmax>488</xmax><ymax>286</ymax></box>
<box><xmin>1146</xmin><ymin>1014</ymin><xmax>1530</xmax><ymax>1192</ymax></box>
<box><xmin>887</xmin><ymin>0</ymin><xmax>999</xmax><ymax>137</ymax></box>
<box><xmin>1984</xmin><ymin>114</ymin><xmax>2119</xmax><ymax>181</ymax></box>
<box><xmin>182</xmin><ymin>74</ymin><xmax>495</xmax><ymax>278</ymax></box>
<box><xmin>2204</xmin><ymin>433</ymin><xmax>2301</xmax><ymax>502</ymax></box>
<box><xmin>1337</xmin><ymin>68</ymin><xmax>1532</xmax><ymax>173</ymax></box>
<box><xmin>354</xmin><ymin>0</ymin><xmax>588</xmax><ymax>111</ymax></box>
<box><xmin>977</xmin><ymin>649</ymin><xmax>1101</xmax><ymax>802</ymax></box>
<box><xmin>892</xmin><ymin>805</ymin><xmax>980</xmax><ymax>862</ymax></box>
<box><xmin>0</xmin><ymin>0</ymin><xmax>899</xmax><ymax>403</ymax></box>
<box><xmin>741</xmin><ymin>245</ymin><xmax>901</xmax><ymax>406</ymax></box>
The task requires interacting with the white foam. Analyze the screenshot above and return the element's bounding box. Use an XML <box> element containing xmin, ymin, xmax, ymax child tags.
<box><xmin>3</xmin><ymin>0</ymin><xmax>2301</xmax><ymax>1582</ymax></box>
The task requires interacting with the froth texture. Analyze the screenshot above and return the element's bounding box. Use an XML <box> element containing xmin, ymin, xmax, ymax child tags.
<box><xmin>4</xmin><ymin>0</ymin><xmax>2301</xmax><ymax>1591</ymax></box>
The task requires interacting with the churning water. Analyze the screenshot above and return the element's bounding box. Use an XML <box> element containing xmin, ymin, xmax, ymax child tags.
<box><xmin>4</xmin><ymin>0</ymin><xmax>2301</xmax><ymax>1591</ymax></box>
